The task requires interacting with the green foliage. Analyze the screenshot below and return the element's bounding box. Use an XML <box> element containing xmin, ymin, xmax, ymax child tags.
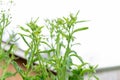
<box><xmin>18</xmin><ymin>18</ymin><xmax>48</xmax><ymax>79</ymax></box>
<box><xmin>0</xmin><ymin>1</ymin><xmax>18</xmax><ymax>80</ymax></box>
<box><xmin>0</xmin><ymin>1</ymin><xmax>98</xmax><ymax>79</ymax></box>
<box><xmin>0</xmin><ymin>11</ymin><xmax>16</xmax><ymax>80</ymax></box>
<box><xmin>17</xmin><ymin>11</ymin><xmax>98</xmax><ymax>80</ymax></box>
<box><xmin>0</xmin><ymin>10</ymin><xmax>11</xmax><ymax>48</ymax></box>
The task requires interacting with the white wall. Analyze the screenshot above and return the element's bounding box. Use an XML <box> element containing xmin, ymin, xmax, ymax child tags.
<box><xmin>2</xmin><ymin>0</ymin><xmax>120</xmax><ymax>69</ymax></box>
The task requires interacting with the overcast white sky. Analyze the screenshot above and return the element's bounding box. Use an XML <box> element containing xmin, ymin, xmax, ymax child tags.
<box><xmin>2</xmin><ymin>0</ymin><xmax>120</xmax><ymax>68</ymax></box>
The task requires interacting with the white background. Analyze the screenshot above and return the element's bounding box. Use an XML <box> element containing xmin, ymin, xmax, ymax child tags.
<box><xmin>2</xmin><ymin>0</ymin><xmax>120</xmax><ymax>69</ymax></box>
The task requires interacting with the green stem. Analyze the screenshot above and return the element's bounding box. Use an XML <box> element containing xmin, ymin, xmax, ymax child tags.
<box><xmin>0</xmin><ymin>28</ymin><xmax>4</xmax><ymax>49</ymax></box>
